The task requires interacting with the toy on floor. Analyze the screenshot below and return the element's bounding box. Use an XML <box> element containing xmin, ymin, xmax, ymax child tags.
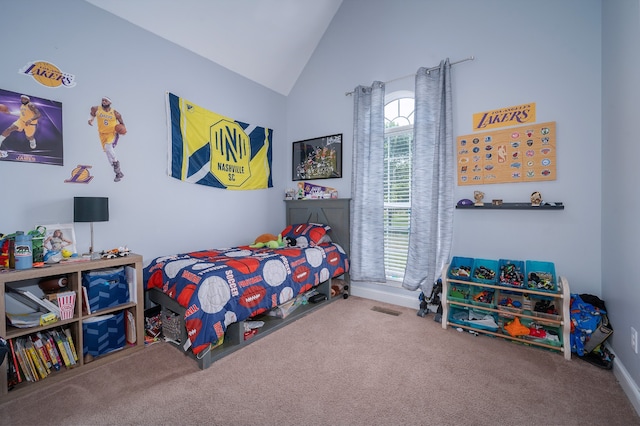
<box><xmin>331</xmin><ymin>278</ymin><xmax>349</xmax><ymax>299</ymax></box>
<box><xmin>417</xmin><ymin>278</ymin><xmax>443</xmax><ymax>322</ymax></box>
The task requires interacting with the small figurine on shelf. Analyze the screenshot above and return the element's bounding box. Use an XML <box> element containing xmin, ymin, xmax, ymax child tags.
<box><xmin>473</xmin><ymin>190</ymin><xmax>485</xmax><ymax>206</ymax></box>
<box><xmin>531</xmin><ymin>191</ymin><xmax>542</xmax><ymax>207</ymax></box>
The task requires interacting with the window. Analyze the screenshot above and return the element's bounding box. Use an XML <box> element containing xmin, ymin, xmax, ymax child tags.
<box><xmin>383</xmin><ymin>92</ymin><xmax>414</xmax><ymax>282</ymax></box>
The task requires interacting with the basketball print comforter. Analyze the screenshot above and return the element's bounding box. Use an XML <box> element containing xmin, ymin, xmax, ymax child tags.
<box><xmin>143</xmin><ymin>243</ymin><xmax>349</xmax><ymax>355</ymax></box>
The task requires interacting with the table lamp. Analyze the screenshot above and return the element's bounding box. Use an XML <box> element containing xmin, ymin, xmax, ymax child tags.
<box><xmin>74</xmin><ymin>197</ymin><xmax>109</xmax><ymax>260</ymax></box>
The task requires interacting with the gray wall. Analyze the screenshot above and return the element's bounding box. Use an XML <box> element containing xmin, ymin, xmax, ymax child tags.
<box><xmin>289</xmin><ymin>0</ymin><xmax>602</xmax><ymax>297</ymax></box>
<box><xmin>1</xmin><ymin>0</ymin><xmax>288</xmax><ymax>260</ymax></box>
<box><xmin>602</xmin><ymin>0</ymin><xmax>640</xmax><ymax>407</ymax></box>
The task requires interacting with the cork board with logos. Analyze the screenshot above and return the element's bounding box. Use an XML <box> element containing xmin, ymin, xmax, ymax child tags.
<box><xmin>457</xmin><ymin>121</ymin><xmax>556</xmax><ymax>186</ymax></box>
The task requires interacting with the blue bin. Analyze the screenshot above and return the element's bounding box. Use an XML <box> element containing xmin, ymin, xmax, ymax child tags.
<box><xmin>525</xmin><ymin>260</ymin><xmax>557</xmax><ymax>293</ymax></box>
<box><xmin>82</xmin><ymin>311</ymin><xmax>125</xmax><ymax>356</ymax></box>
<box><xmin>448</xmin><ymin>256</ymin><xmax>474</xmax><ymax>281</ymax></box>
<box><xmin>82</xmin><ymin>267</ymin><xmax>129</xmax><ymax>312</ymax></box>
<box><xmin>471</xmin><ymin>258</ymin><xmax>499</xmax><ymax>284</ymax></box>
<box><xmin>498</xmin><ymin>259</ymin><xmax>526</xmax><ymax>288</ymax></box>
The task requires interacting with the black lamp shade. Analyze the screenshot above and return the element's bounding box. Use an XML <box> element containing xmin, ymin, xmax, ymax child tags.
<box><xmin>74</xmin><ymin>197</ymin><xmax>109</xmax><ymax>222</ymax></box>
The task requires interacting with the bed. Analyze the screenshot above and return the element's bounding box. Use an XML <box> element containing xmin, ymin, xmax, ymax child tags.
<box><xmin>143</xmin><ymin>198</ymin><xmax>350</xmax><ymax>368</ymax></box>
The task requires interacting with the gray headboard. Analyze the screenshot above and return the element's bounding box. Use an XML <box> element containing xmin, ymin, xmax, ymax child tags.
<box><xmin>284</xmin><ymin>198</ymin><xmax>351</xmax><ymax>259</ymax></box>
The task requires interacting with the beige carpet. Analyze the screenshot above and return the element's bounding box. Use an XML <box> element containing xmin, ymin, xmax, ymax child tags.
<box><xmin>1</xmin><ymin>296</ymin><xmax>638</xmax><ymax>426</ymax></box>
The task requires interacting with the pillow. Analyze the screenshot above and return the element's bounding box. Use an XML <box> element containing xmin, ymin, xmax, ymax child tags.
<box><xmin>280</xmin><ymin>223</ymin><xmax>331</xmax><ymax>247</ymax></box>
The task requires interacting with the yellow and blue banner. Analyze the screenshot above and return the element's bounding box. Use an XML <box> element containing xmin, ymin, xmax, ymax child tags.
<box><xmin>166</xmin><ymin>92</ymin><xmax>273</xmax><ymax>190</ymax></box>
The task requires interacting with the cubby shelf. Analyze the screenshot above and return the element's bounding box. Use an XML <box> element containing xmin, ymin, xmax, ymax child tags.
<box><xmin>441</xmin><ymin>262</ymin><xmax>571</xmax><ymax>360</ymax></box>
<box><xmin>0</xmin><ymin>254</ymin><xmax>144</xmax><ymax>400</ymax></box>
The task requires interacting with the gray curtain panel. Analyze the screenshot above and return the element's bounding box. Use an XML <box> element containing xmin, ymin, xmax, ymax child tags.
<box><xmin>402</xmin><ymin>60</ymin><xmax>455</xmax><ymax>292</ymax></box>
<box><xmin>350</xmin><ymin>82</ymin><xmax>386</xmax><ymax>282</ymax></box>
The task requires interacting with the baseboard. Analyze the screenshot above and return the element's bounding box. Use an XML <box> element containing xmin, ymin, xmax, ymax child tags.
<box><xmin>610</xmin><ymin>348</ymin><xmax>640</xmax><ymax>417</ymax></box>
<box><xmin>350</xmin><ymin>282</ymin><xmax>420</xmax><ymax>310</ymax></box>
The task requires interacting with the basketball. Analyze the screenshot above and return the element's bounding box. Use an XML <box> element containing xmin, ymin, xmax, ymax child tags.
<box><xmin>0</xmin><ymin>104</ymin><xmax>8</xmax><ymax>113</ymax></box>
<box><xmin>115</xmin><ymin>124</ymin><xmax>127</xmax><ymax>135</ymax></box>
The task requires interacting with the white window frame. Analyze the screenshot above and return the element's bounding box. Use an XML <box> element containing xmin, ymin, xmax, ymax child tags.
<box><xmin>383</xmin><ymin>91</ymin><xmax>414</xmax><ymax>284</ymax></box>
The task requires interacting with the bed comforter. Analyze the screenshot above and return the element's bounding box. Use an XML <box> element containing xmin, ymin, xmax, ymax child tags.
<box><xmin>144</xmin><ymin>243</ymin><xmax>349</xmax><ymax>354</ymax></box>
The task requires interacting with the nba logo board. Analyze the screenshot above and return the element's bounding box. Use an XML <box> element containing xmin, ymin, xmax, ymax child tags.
<box><xmin>457</xmin><ymin>121</ymin><xmax>556</xmax><ymax>186</ymax></box>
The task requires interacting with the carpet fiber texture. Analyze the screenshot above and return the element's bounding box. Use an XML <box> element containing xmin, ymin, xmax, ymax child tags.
<box><xmin>1</xmin><ymin>296</ymin><xmax>638</xmax><ymax>425</ymax></box>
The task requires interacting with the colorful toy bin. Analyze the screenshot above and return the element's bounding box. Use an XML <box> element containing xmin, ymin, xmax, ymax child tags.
<box><xmin>448</xmin><ymin>256</ymin><xmax>474</xmax><ymax>281</ymax></box>
<box><xmin>525</xmin><ymin>260</ymin><xmax>557</xmax><ymax>293</ymax></box>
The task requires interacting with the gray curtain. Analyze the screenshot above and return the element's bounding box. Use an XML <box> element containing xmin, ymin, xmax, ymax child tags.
<box><xmin>402</xmin><ymin>60</ymin><xmax>454</xmax><ymax>292</ymax></box>
<box><xmin>350</xmin><ymin>82</ymin><xmax>386</xmax><ymax>282</ymax></box>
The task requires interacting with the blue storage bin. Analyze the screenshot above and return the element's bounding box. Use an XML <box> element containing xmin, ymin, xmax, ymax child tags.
<box><xmin>448</xmin><ymin>256</ymin><xmax>474</xmax><ymax>281</ymax></box>
<box><xmin>525</xmin><ymin>260</ymin><xmax>557</xmax><ymax>293</ymax></box>
<box><xmin>471</xmin><ymin>258</ymin><xmax>499</xmax><ymax>284</ymax></box>
<box><xmin>471</xmin><ymin>287</ymin><xmax>495</xmax><ymax>308</ymax></box>
<box><xmin>82</xmin><ymin>311</ymin><xmax>125</xmax><ymax>356</ymax></box>
<box><xmin>448</xmin><ymin>283</ymin><xmax>471</xmax><ymax>304</ymax></box>
<box><xmin>449</xmin><ymin>305</ymin><xmax>499</xmax><ymax>332</ymax></box>
<box><xmin>82</xmin><ymin>267</ymin><xmax>129</xmax><ymax>312</ymax></box>
<box><xmin>498</xmin><ymin>259</ymin><xmax>526</xmax><ymax>288</ymax></box>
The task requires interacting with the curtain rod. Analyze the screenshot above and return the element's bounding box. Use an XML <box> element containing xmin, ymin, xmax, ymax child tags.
<box><xmin>344</xmin><ymin>56</ymin><xmax>475</xmax><ymax>96</ymax></box>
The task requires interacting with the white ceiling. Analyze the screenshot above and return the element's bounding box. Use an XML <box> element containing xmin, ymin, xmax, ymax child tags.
<box><xmin>86</xmin><ymin>0</ymin><xmax>343</xmax><ymax>95</ymax></box>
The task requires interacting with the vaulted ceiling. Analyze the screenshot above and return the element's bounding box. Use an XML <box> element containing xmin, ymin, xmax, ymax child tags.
<box><xmin>86</xmin><ymin>0</ymin><xmax>343</xmax><ymax>95</ymax></box>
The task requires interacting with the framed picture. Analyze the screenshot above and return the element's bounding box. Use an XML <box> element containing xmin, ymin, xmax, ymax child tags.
<box><xmin>40</xmin><ymin>223</ymin><xmax>77</xmax><ymax>259</ymax></box>
<box><xmin>0</xmin><ymin>88</ymin><xmax>63</xmax><ymax>165</ymax></box>
<box><xmin>292</xmin><ymin>133</ymin><xmax>342</xmax><ymax>181</ymax></box>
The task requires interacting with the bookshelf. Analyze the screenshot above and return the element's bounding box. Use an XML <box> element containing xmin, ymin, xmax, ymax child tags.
<box><xmin>0</xmin><ymin>254</ymin><xmax>144</xmax><ymax>400</ymax></box>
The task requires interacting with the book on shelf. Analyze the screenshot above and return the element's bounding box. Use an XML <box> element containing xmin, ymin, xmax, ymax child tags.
<box><xmin>30</xmin><ymin>335</ymin><xmax>52</xmax><ymax>373</ymax></box>
<box><xmin>8</xmin><ymin>338</ymin><xmax>22</xmax><ymax>384</ymax></box>
<box><xmin>24</xmin><ymin>339</ymin><xmax>48</xmax><ymax>380</ymax></box>
<box><xmin>65</xmin><ymin>328</ymin><xmax>79</xmax><ymax>362</ymax></box>
<box><xmin>52</xmin><ymin>331</ymin><xmax>73</xmax><ymax>368</ymax></box>
<box><xmin>5</xmin><ymin>311</ymin><xmax>43</xmax><ymax>328</ymax></box>
<box><xmin>82</xmin><ymin>286</ymin><xmax>91</xmax><ymax>315</ymax></box>
<box><xmin>6</xmin><ymin>287</ymin><xmax>61</xmax><ymax>317</ymax></box>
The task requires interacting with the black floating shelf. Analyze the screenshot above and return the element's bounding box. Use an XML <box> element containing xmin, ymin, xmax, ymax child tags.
<box><xmin>456</xmin><ymin>202</ymin><xmax>564</xmax><ymax>210</ymax></box>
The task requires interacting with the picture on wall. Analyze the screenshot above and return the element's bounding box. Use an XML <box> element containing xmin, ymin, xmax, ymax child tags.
<box><xmin>40</xmin><ymin>223</ymin><xmax>76</xmax><ymax>261</ymax></box>
<box><xmin>292</xmin><ymin>133</ymin><xmax>342</xmax><ymax>181</ymax></box>
<box><xmin>0</xmin><ymin>88</ymin><xmax>63</xmax><ymax>165</ymax></box>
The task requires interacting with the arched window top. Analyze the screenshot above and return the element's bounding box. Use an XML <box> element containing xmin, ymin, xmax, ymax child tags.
<box><xmin>384</xmin><ymin>90</ymin><xmax>415</xmax><ymax>129</ymax></box>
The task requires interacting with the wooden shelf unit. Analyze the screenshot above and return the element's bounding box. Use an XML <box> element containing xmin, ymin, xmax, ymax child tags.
<box><xmin>0</xmin><ymin>254</ymin><xmax>144</xmax><ymax>399</ymax></box>
<box><xmin>441</xmin><ymin>263</ymin><xmax>571</xmax><ymax>360</ymax></box>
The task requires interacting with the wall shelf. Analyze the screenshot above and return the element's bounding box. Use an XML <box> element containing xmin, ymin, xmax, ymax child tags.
<box><xmin>456</xmin><ymin>202</ymin><xmax>564</xmax><ymax>210</ymax></box>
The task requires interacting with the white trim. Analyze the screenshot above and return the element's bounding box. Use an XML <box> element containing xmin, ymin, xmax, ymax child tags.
<box><xmin>610</xmin><ymin>347</ymin><xmax>640</xmax><ymax>417</ymax></box>
<box><xmin>350</xmin><ymin>281</ymin><xmax>420</xmax><ymax>310</ymax></box>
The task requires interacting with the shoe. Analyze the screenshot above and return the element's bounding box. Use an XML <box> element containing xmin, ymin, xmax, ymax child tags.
<box><xmin>30</xmin><ymin>140</ymin><xmax>36</xmax><ymax>149</ymax></box>
<box><xmin>0</xmin><ymin>150</ymin><xmax>7</xmax><ymax>158</ymax></box>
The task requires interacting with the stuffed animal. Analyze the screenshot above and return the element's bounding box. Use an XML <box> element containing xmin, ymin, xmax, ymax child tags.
<box><xmin>250</xmin><ymin>233</ymin><xmax>297</xmax><ymax>249</ymax></box>
<box><xmin>330</xmin><ymin>278</ymin><xmax>349</xmax><ymax>299</ymax></box>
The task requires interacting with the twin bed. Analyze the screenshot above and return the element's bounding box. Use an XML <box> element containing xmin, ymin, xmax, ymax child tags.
<box><xmin>143</xmin><ymin>199</ymin><xmax>350</xmax><ymax>368</ymax></box>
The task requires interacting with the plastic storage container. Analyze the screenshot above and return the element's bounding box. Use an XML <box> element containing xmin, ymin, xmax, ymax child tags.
<box><xmin>498</xmin><ymin>259</ymin><xmax>525</xmax><ymax>288</ymax></box>
<box><xmin>447</xmin><ymin>256</ymin><xmax>474</xmax><ymax>281</ymax></box>
<box><xmin>525</xmin><ymin>260</ymin><xmax>557</xmax><ymax>292</ymax></box>
<box><xmin>471</xmin><ymin>258</ymin><xmax>499</xmax><ymax>284</ymax></box>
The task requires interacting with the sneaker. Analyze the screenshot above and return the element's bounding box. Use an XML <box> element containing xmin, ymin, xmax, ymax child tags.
<box><xmin>0</xmin><ymin>150</ymin><xmax>7</xmax><ymax>158</ymax></box>
<box><xmin>30</xmin><ymin>140</ymin><xmax>36</xmax><ymax>149</ymax></box>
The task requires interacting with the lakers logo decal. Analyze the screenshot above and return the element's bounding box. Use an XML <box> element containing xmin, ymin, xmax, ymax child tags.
<box><xmin>19</xmin><ymin>60</ymin><xmax>76</xmax><ymax>88</ymax></box>
<box><xmin>65</xmin><ymin>165</ymin><xmax>94</xmax><ymax>183</ymax></box>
